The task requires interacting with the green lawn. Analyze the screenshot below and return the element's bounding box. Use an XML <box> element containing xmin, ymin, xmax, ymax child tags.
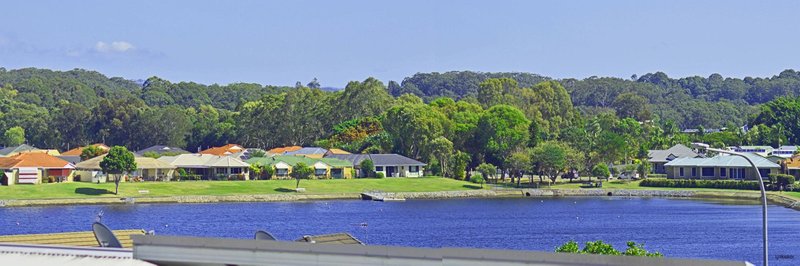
<box><xmin>0</xmin><ymin>177</ymin><xmax>483</xmax><ymax>200</ymax></box>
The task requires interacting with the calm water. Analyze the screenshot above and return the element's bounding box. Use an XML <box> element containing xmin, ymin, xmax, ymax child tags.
<box><xmin>1</xmin><ymin>197</ymin><xmax>799</xmax><ymax>265</ymax></box>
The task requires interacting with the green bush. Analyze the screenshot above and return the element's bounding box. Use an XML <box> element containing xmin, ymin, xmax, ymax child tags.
<box><xmin>591</xmin><ymin>163</ymin><xmax>610</xmax><ymax>179</ymax></box>
<box><xmin>648</xmin><ymin>174</ymin><xmax>666</xmax><ymax>178</ymax></box>
<box><xmin>375</xmin><ymin>172</ymin><xmax>385</xmax><ymax>179</ymax></box>
<box><xmin>555</xmin><ymin>240</ymin><xmax>662</xmax><ymax>257</ymax></box>
<box><xmin>769</xmin><ymin>174</ymin><xmax>795</xmax><ymax>191</ymax></box>
<box><xmin>640</xmin><ymin>179</ymin><xmax>762</xmax><ymax>190</ymax></box>
<box><xmin>469</xmin><ymin>173</ymin><xmax>485</xmax><ymax>188</ymax></box>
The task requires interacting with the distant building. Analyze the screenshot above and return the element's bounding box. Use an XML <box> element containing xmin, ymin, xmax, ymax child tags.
<box><xmin>61</xmin><ymin>143</ymin><xmax>110</xmax><ymax>157</ymax></box>
<box><xmin>647</xmin><ymin>144</ymin><xmax>701</xmax><ymax>174</ymax></box>
<box><xmin>199</xmin><ymin>144</ymin><xmax>245</xmax><ymax>156</ymax></box>
<box><xmin>326</xmin><ymin>154</ymin><xmax>425</xmax><ymax>177</ymax></box>
<box><xmin>135</xmin><ymin>145</ymin><xmax>190</xmax><ymax>157</ymax></box>
<box><xmin>664</xmin><ymin>153</ymin><xmax>779</xmax><ymax>180</ymax></box>
<box><xmin>770</xmin><ymin>145</ymin><xmax>798</xmax><ymax>158</ymax></box>
<box><xmin>731</xmin><ymin>146</ymin><xmax>773</xmax><ymax>157</ymax></box>
<box><xmin>284</xmin><ymin>147</ymin><xmax>328</xmax><ymax>159</ymax></box>
<box><xmin>0</xmin><ymin>144</ymin><xmax>42</xmax><ymax>157</ymax></box>
<box><xmin>247</xmin><ymin>155</ymin><xmax>353</xmax><ymax>179</ymax></box>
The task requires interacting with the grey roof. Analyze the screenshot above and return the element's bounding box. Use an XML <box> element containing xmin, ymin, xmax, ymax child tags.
<box><xmin>648</xmin><ymin>144</ymin><xmax>699</xmax><ymax>163</ymax></box>
<box><xmin>325</xmin><ymin>154</ymin><xmax>425</xmax><ymax>167</ymax></box>
<box><xmin>368</xmin><ymin>154</ymin><xmax>426</xmax><ymax>166</ymax></box>
<box><xmin>284</xmin><ymin>147</ymin><xmax>328</xmax><ymax>156</ymax></box>
<box><xmin>0</xmin><ymin>144</ymin><xmax>39</xmax><ymax>156</ymax></box>
<box><xmin>665</xmin><ymin>153</ymin><xmax>780</xmax><ymax>168</ymax></box>
<box><xmin>325</xmin><ymin>154</ymin><xmax>371</xmax><ymax>166</ymax></box>
<box><xmin>57</xmin><ymin>155</ymin><xmax>82</xmax><ymax>164</ymax></box>
<box><xmin>135</xmin><ymin>145</ymin><xmax>190</xmax><ymax>156</ymax></box>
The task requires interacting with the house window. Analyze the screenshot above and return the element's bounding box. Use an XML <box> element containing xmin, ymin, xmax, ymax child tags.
<box><xmin>276</xmin><ymin>169</ymin><xmax>288</xmax><ymax>176</ymax></box>
<box><xmin>331</xmin><ymin>169</ymin><xmax>343</xmax><ymax>178</ymax></box>
<box><xmin>679</xmin><ymin>168</ymin><xmax>684</xmax><ymax>177</ymax></box>
<box><xmin>758</xmin><ymin>169</ymin><xmax>770</xmax><ymax>178</ymax></box>
<box><xmin>701</xmin><ymin>167</ymin><xmax>714</xmax><ymax>177</ymax></box>
<box><xmin>720</xmin><ymin>168</ymin><xmax>726</xmax><ymax>177</ymax></box>
<box><xmin>315</xmin><ymin>168</ymin><xmax>327</xmax><ymax>176</ymax></box>
<box><xmin>375</xmin><ymin>166</ymin><xmax>384</xmax><ymax>171</ymax></box>
<box><xmin>409</xmin><ymin>166</ymin><xmax>419</xmax><ymax>172</ymax></box>
<box><xmin>230</xmin><ymin>168</ymin><xmax>242</xmax><ymax>174</ymax></box>
<box><xmin>215</xmin><ymin>168</ymin><xmax>227</xmax><ymax>174</ymax></box>
<box><xmin>691</xmin><ymin>168</ymin><xmax>697</xmax><ymax>177</ymax></box>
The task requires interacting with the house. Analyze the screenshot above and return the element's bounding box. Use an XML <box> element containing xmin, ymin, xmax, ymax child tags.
<box><xmin>158</xmin><ymin>154</ymin><xmax>250</xmax><ymax>180</ymax></box>
<box><xmin>61</xmin><ymin>143</ymin><xmax>110</xmax><ymax>157</ymax></box>
<box><xmin>284</xmin><ymin>147</ymin><xmax>328</xmax><ymax>159</ymax></box>
<box><xmin>647</xmin><ymin>144</ymin><xmax>700</xmax><ymax>174</ymax></box>
<box><xmin>664</xmin><ymin>153</ymin><xmax>780</xmax><ymax>180</ymax></box>
<box><xmin>74</xmin><ymin>154</ymin><xmax>177</xmax><ymax>182</ymax></box>
<box><xmin>0</xmin><ymin>144</ymin><xmax>41</xmax><ymax>157</ymax></box>
<box><xmin>325</xmin><ymin>154</ymin><xmax>425</xmax><ymax>177</ymax></box>
<box><xmin>780</xmin><ymin>154</ymin><xmax>800</xmax><ymax>179</ymax></box>
<box><xmin>246</xmin><ymin>155</ymin><xmax>354</xmax><ymax>179</ymax></box>
<box><xmin>199</xmin><ymin>144</ymin><xmax>246</xmax><ymax>156</ymax></box>
<box><xmin>770</xmin><ymin>145</ymin><xmax>798</xmax><ymax>159</ymax></box>
<box><xmin>266</xmin><ymin>146</ymin><xmax>302</xmax><ymax>156</ymax></box>
<box><xmin>135</xmin><ymin>145</ymin><xmax>190</xmax><ymax>157</ymax></box>
<box><xmin>0</xmin><ymin>153</ymin><xmax>75</xmax><ymax>185</ymax></box>
<box><xmin>731</xmin><ymin>146</ymin><xmax>773</xmax><ymax>157</ymax></box>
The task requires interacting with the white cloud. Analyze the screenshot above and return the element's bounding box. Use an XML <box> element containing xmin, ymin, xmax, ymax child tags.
<box><xmin>95</xmin><ymin>41</ymin><xmax>135</xmax><ymax>53</ymax></box>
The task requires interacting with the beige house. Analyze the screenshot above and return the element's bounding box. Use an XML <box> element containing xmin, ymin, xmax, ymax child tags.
<box><xmin>158</xmin><ymin>154</ymin><xmax>250</xmax><ymax>180</ymax></box>
<box><xmin>74</xmin><ymin>155</ymin><xmax>177</xmax><ymax>182</ymax></box>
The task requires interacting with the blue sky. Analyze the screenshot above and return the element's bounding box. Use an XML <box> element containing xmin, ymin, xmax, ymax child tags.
<box><xmin>2</xmin><ymin>0</ymin><xmax>799</xmax><ymax>87</ymax></box>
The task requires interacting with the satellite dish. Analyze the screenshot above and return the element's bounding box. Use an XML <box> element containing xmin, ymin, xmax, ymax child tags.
<box><xmin>92</xmin><ymin>222</ymin><xmax>123</xmax><ymax>248</ymax></box>
<box><xmin>254</xmin><ymin>230</ymin><xmax>277</xmax><ymax>241</ymax></box>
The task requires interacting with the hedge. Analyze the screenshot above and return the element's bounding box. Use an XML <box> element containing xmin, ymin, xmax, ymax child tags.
<box><xmin>639</xmin><ymin>179</ymin><xmax>762</xmax><ymax>190</ymax></box>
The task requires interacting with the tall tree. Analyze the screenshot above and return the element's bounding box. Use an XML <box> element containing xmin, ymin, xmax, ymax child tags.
<box><xmin>100</xmin><ymin>146</ymin><xmax>137</xmax><ymax>195</ymax></box>
<box><xmin>3</xmin><ymin>126</ymin><xmax>25</xmax><ymax>146</ymax></box>
<box><xmin>476</xmin><ymin>105</ymin><xmax>530</xmax><ymax>178</ymax></box>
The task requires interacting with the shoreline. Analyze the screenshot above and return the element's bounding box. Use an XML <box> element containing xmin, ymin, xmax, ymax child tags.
<box><xmin>1</xmin><ymin>188</ymin><xmax>799</xmax><ymax>210</ymax></box>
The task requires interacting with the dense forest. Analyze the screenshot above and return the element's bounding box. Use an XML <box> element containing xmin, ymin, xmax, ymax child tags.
<box><xmin>0</xmin><ymin>66</ymin><xmax>798</xmax><ymax>178</ymax></box>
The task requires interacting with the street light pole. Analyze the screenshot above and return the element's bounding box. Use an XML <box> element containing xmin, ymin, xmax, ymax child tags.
<box><xmin>692</xmin><ymin>143</ymin><xmax>768</xmax><ymax>266</ymax></box>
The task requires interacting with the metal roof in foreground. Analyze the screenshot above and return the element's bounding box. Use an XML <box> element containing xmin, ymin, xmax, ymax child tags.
<box><xmin>132</xmin><ymin>235</ymin><xmax>752</xmax><ymax>266</ymax></box>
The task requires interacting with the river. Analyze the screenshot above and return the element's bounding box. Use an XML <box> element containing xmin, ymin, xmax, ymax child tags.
<box><xmin>1</xmin><ymin>197</ymin><xmax>798</xmax><ymax>265</ymax></box>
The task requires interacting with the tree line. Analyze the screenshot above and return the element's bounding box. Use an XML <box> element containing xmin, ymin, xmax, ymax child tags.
<box><xmin>1</xmin><ymin>67</ymin><xmax>800</xmax><ymax>180</ymax></box>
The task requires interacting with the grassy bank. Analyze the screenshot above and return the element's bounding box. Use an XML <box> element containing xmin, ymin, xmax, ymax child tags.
<box><xmin>548</xmin><ymin>179</ymin><xmax>800</xmax><ymax>201</ymax></box>
<box><xmin>0</xmin><ymin>177</ymin><xmax>482</xmax><ymax>200</ymax></box>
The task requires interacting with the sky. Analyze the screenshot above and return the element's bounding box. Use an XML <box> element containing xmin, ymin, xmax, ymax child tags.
<box><xmin>2</xmin><ymin>0</ymin><xmax>800</xmax><ymax>87</ymax></box>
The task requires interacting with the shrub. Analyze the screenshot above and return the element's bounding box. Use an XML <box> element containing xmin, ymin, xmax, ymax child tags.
<box><xmin>469</xmin><ymin>173</ymin><xmax>485</xmax><ymax>188</ymax></box>
<box><xmin>360</xmin><ymin>159</ymin><xmax>375</xmax><ymax>178</ymax></box>
<box><xmin>591</xmin><ymin>163</ymin><xmax>610</xmax><ymax>180</ymax></box>
<box><xmin>640</xmin><ymin>179</ymin><xmax>762</xmax><ymax>190</ymax></box>
<box><xmin>375</xmin><ymin>172</ymin><xmax>385</xmax><ymax>179</ymax></box>
<box><xmin>556</xmin><ymin>240</ymin><xmax>662</xmax><ymax>257</ymax></box>
<box><xmin>769</xmin><ymin>174</ymin><xmax>795</xmax><ymax>191</ymax></box>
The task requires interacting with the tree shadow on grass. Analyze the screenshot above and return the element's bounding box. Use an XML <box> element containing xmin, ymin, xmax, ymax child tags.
<box><xmin>75</xmin><ymin>187</ymin><xmax>113</xmax><ymax>195</ymax></box>
<box><xmin>462</xmin><ymin>184</ymin><xmax>482</xmax><ymax>189</ymax></box>
<box><xmin>274</xmin><ymin>188</ymin><xmax>295</xmax><ymax>193</ymax></box>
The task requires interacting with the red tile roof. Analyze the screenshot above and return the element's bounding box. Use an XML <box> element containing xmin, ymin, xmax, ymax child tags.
<box><xmin>199</xmin><ymin>144</ymin><xmax>244</xmax><ymax>156</ymax></box>
<box><xmin>0</xmin><ymin>152</ymin><xmax>73</xmax><ymax>169</ymax></box>
<box><xmin>61</xmin><ymin>144</ymin><xmax>110</xmax><ymax>156</ymax></box>
<box><xmin>267</xmin><ymin>146</ymin><xmax>302</xmax><ymax>154</ymax></box>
